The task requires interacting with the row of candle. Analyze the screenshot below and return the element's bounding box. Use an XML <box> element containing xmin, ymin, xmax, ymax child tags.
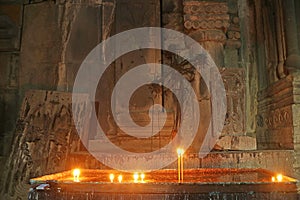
<box><xmin>109</xmin><ymin>172</ymin><xmax>145</xmax><ymax>183</ymax></box>
<box><xmin>72</xmin><ymin>169</ymin><xmax>146</xmax><ymax>183</ymax></box>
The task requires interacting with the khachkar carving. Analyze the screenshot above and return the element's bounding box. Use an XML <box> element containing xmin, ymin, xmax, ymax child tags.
<box><xmin>221</xmin><ymin>68</ymin><xmax>245</xmax><ymax>135</ymax></box>
<box><xmin>1</xmin><ymin>90</ymin><xmax>91</xmax><ymax>199</ymax></box>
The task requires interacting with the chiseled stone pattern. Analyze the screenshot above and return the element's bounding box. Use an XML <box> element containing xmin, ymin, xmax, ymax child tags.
<box><xmin>1</xmin><ymin>90</ymin><xmax>91</xmax><ymax>200</ymax></box>
<box><xmin>221</xmin><ymin>68</ymin><xmax>245</xmax><ymax>136</ymax></box>
<box><xmin>256</xmin><ymin>76</ymin><xmax>294</xmax><ymax>150</ymax></box>
<box><xmin>183</xmin><ymin>0</ymin><xmax>241</xmax><ymax>69</ymax></box>
<box><xmin>183</xmin><ymin>1</ymin><xmax>229</xmax><ymax>33</ymax></box>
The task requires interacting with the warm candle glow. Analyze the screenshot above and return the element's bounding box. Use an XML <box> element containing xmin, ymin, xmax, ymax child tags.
<box><xmin>109</xmin><ymin>174</ymin><xmax>114</xmax><ymax>183</ymax></box>
<box><xmin>277</xmin><ymin>174</ymin><xmax>283</xmax><ymax>182</ymax></box>
<box><xmin>73</xmin><ymin>168</ymin><xmax>80</xmax><ymax>182</ymax></box>
<box><xmin>177</xmin><ymin>148</ymin><xmax>184</xmax><ymax>156</ymax></box>
<box><xmin>118</xmin><ymin>175</ymin><xmax>123</xmax><ymax>183</ymax></box>
<box><xmin>177</xmin><ymin>148</ymin><xmax>184</xmax><ymax>183</ymax></box>
<box><xmin>271</xmin><ymin>176</ymin><xmax>275</xmax><ymax>182</ymax></box>
<box><xmin>133</xmin><ymin>172</ymin><xmax>139</xmax><ymax>182</ymax></box>
<box><xmin>141</xmin><ymin>173</ymin><xmax>145</xmax><ymax>182</ymax></box>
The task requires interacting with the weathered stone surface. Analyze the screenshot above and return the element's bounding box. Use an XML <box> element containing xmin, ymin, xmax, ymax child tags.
<box><xmin>221</xmin><ymin>68</ymin><xmax>246</xmax><ymax>136</ymax></box>
<box><xmin>2</xmin><ymin>90</ymin><xmax>91</xmax><ymax>200</ymax></box>
<box><xmin>257</xmin><ymin>77</ymin><xmax>294</xmax><ymax>150</ymax></box>
<box><xmin>216</xmin><ymin>135</ymin><xmax>256</xmax><ymax>151</ymax></box>
<box><xmin>20</xmin><ymin>2</ymin><xmax>62</xmax><ymax>91</ymax></box>
<box><xmin>183</xmin><ymin>1</ymin><xmax>229</xmax><ymax>31</ymax></box>
<box><xmin>0</xmin><ymin>5</ymin><xmax>22</xmax><ymax>51</ymax></box>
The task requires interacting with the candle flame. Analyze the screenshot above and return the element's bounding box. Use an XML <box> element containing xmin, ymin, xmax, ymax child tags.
<box><xmin>133</xmin><ymin>172</ymin><xmax>139</xmax><ymax>182</ymax></box>
<box><xmin>109</xmin><ymin>174</ymin><xmax>114</xmax><ymax>183</ymax></box>
<box><xmin>177</xmin><ymin>148</ymin><xmax>184</xmax><ymax>155</ymax></box>
<box><xmin>118</xmin><ymin>175</ymin><xmax>123</xmax><ymax>183</ymax></box>
<box><xmin>271</xmin><ymin>176</ymin><xmax>275</xmax><ymax>182</ymax></box>
<box><xmin>73</xmin><ymin>168</ymin><xmax>80</xmax><ymax>182</ymax></box>
<box><xmin>277</xmin><ymin>174</ymin><xmax>283</xmax><ymax>182</ymax></box>
<box><xmin>141</xmin><ymin>173</ymin><xmax>145</xmax><ymax>182</ymax></box>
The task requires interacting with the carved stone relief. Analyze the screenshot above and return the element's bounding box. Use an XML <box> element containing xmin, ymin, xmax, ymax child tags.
<box><xmin>2</xmin><ymin>90</ymin><xmax>91</xmax><ymax>199</ymax></box>
<box><xmin>220</xmin><ymin>68</ymin><xmax>245</xmax><ymax>136</ymax></box>
<box><xmin>256</xmin><ymin>106</ymin><xmax>293</xmax><ymax>150</ymax></box>
<box><xmin>256</xmin><ymin>77</ymin><xmax>294</xmax><ymax>150</ymax></box>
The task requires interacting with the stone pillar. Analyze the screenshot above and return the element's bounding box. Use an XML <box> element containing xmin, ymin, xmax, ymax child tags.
<box><xmin>283</xmin><ymin>0</ymin><xmax>300</xmax><ymax>72</ymax></box>
<box><xmin>183</xmin><ymin>1</ymin><xmax>229</xmax><ymax>68</ymax></box>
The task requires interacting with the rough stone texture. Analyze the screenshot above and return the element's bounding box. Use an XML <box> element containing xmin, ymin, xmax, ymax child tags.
<box><xmin>256</xmin><ymin>76</ymin><xmax>294</xmax><ymax>149</ymax></box>
<box><xmin>238</xmin><ymin>0</ymin><xmax>258</xmax><ymax>136</ymax></box>
<box><xmin>221</xmin><ymin>68</ymin><xmax>245</xmax><ymax>136</ymax></box>
<box><xmin>0</xmin><ymin>5</ymin><xmax>21</xmax><ymax>51</ymax></box>
<box><xmin>252</xmin><ymin>0</ymin><xmax>300</xmax><ymax>185</ymax></box>
<box><xmin>0</xmin><ymin>4</ymin><xmax>22</xmax><ymax>197</ymax></box>
<box><xmin>183</xmin><ymin>0</ymin><xmax>229</xmax><ymax>68</ymax></box>
<box><xmin>2</xmin><ymin>90</ymin><xmax>90</xmax><ymax>200</ymax></box>
<box><xmin>216</xmin><ymin>135</ymin><xmax>256</xmax><ymax>150</ymax></box>
<box><xmin>20</xmin><ymin>2</ymin><xmax>61</xmax><ymax>92</ymax></box>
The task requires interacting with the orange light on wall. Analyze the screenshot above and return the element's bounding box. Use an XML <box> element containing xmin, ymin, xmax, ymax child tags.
<box><xmin>73</xmin><ymin>169</ymin><xmax>80</xmax><ymax>182</ymax></box>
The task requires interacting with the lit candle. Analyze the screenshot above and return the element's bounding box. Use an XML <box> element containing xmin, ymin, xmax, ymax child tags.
<box><xmin>181</xmin><ymin>149</ymin><xmax>184</xmax><ymax>182</ymax></box>
<box><xmin>73</xmin><ymin>168</ymin><xmax>80</xmax><ymax>182</ymax></box>
<box><xmin>109</xmin><ymin>174</ymin><xmax>114</xmax><ymax>183</ymax></box>
<box><xmin>141</xmin><ymin>173</ymin><xmax>145</xmax><ymax>182</ymax></box>
<box><xmin>118</xmin><ymin>175</ymin><xmax>123</xmax><ymax>183</ymax></box>
<box><xmin>177</xmin><ymin>148</ymin><xmax>184</xmax><ymax>183</ymax></box>
<box><xmin>133</xmin><ymin>172</ymin><xmax>139</xmax><ymax>183</ymax></box>
<box><xmin>271</xmin><ymin>176</ymin><xmax>275</xmax><ymax>182</ymax></box>
<box><xmin>277</xmin><ymin>174</ymin><xmax>283</xmax><ymax>182</ymax></box>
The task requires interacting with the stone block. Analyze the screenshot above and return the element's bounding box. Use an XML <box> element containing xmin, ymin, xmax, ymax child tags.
<box><xmin>292</xmin><ymin>104</ymin><xmax>300</xmax><ymax>126</ymax></box>
<box><xmin>216</xmin><ymin>135</ymin><xmax>256</xmax><ymax>150</ymax></box>
<box><xmin>224</xmin><ymin>48</ymin><xmax>238</xmax><ymax>68</ymax></box>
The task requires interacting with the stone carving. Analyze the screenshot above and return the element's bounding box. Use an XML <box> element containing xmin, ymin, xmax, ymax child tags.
<box><xmin>183</xmin><ymin>1</ymin><xmax>230</xmax><ymax>68</ymax></box>
<box><xmin>263</xmin><ymin>110</ymin><xmax>291</xmax><ymax>129</ymax></box>
<box><xmin>220</xmin><ymin>68</ymin><xmax>246</xmax><ymax>135</ymax></box>
<box><xmin>256</xmin><ymin>77</ymin><xmax>294</xmax><ymax>150</ymax></box>
<box><xmin>2</xmin><ymin>90</ymin><xmax>91</xmax><ymax>199</ymax></box>
<box><xmin>256</xmin><ymin>106</ymin><xmax>293</xmax><ymax>150</ymax></box>
<box><xmin>183</xmin><ymin>1</ymin><xmax>229</xmax><ymax>31</ymax></box>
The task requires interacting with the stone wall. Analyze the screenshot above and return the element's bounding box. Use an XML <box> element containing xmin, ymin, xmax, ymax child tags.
<box><xmin>2</xmin><ymin>90</ymin><xmax>90</xmax><ymax>199</ymax></box>
<box><xmin>1</xmin><ymin>0</ymin><xmax>300</xmax><ymax>198</ymax></box>
<box><xmin>0</xmin><ymin>3</ymin><xmax>22</xmax><ymax>195</ymax></box>
<box><xmin>253</xmin><ymin>0</ymin><xmax>300</xmax><ymax>183</ymax></box>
